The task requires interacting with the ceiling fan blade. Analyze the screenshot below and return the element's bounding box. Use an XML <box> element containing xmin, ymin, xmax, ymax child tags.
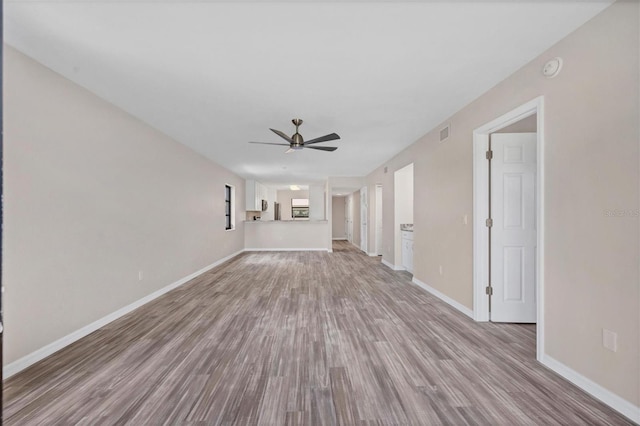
<box><xmin>304</xmin><ymin>133</ymin><xmax>340</xmax><ymax>145</ymax></box>
<box><xmin>249</xmin><ymin>141</ymin><xmax>291</xmax><ymax>146</ymax></box>
<box><xmin>304</xmin><ymin>145</ymin><xmax>337</xmax><ymax>152</ymax></box>
<box><xmin>270</xmin><ymin>128</ymin><xmax>293</xmax><ymax>143</ymax></box>
<box><xmin>285</xmin><ymin>148</ymin><xmax>295</xmax><ymax>154</ymax></box>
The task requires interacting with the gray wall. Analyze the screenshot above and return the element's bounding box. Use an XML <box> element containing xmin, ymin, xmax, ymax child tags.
<box><xmin>331</xmin><ymin>196</ymin><xmax>346</xmax><ymax>239</ymax></box>
<box><xmin>4</xmin><ymin>47</ymin><xmax>246</xmax><ymax>365</ymax></box>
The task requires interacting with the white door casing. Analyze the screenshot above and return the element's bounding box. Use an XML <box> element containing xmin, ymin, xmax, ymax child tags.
<box><xmin>472</xmin><ymin>96</ymin><xmax>544</xmax><ymax>359</ymax></box>
<box><xmin>346</xmin><ymin>196</ymin><xmax>353</xmax><ymax>243</ymax></box>
<box><xmin>375</xmin><ymin>185</ymin><xmax>383</xmax><ymax>255</ymax></box>
<box><xmin>491</xmin><ymin>133</ymin><xmax>537</xmax><ymax>323</ymax></box>
<box><xmin>360</xmin><ymin>186</ymin><xmax>368</xmax><ymax>252</ymax></box>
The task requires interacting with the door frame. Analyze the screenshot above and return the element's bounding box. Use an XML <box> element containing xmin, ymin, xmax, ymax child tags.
<box><xmin>360</xmin><ymin>186</ymin><xmax>368</xmax><ymax>252</ymax></box>
<box><xmin>1</xmin><ymin>0</ymin><xmax>4</xmax><ymax>413</ymax></box>
<box><xmin>345</xmin><ymin>195</ymin><xmax>353</xmax><ymax>243</ymax></box>
<box><xmin>472</xmin><ymin>96</ymin><xmax>545</xmax><ymax>360</ymax></box>
<box><xmin>375</xmin><ymin>184</ymin><xmax>383</xmax><ymax>256</ymax></box>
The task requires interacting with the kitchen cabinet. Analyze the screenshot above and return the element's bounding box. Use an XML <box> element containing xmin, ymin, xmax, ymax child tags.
<box><xmin>401</xmin><ymin>230</ymin><xmax>414</xmax><ymax>273</ymax></box>
<box><xmin>246</xmin><ymin>179</ymin><xmax>267</xmax><ymax>211</ymax></box>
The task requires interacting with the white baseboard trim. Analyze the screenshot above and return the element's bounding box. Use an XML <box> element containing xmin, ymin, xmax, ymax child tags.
<box><xmin>540</xmin><ymin>354</ymin><xmax>640</xmax><ymax>424</ymax></box>
<box><xmin>332</xmin><ymin>237</ymin><xmax>347</xmax><ymax>240</ymax></box>
<box><xmin>244</xmin><ymin>248</ymin><xmax>330</xmax><ymax>252</ymax></box>
<box><xmin>381</xmin><ymin>259</ymin><xmax>404</xmax><ymax>271</ymax></box>
<box><xmin>3</xmin><ymin>249</ymin><xmax>244</xmax><ymax>380</ymax></box>
<box><xmin>411</xmin><ymin>277</ymin><xmax>474</xmax><ymax>319</ymax></box>
<box><xmin>367</xmin><ymin>252</ymin><xmax>380</xmax><ymax>257</ymax></box>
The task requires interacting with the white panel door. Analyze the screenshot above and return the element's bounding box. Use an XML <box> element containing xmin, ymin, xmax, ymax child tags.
<box><xmin>491</xmin><ymin>133</ymin><xmax>537</xmax><ymax>323</ymax></box>
<box><xmin>360</xmin><ymin>186</ymin><xmax>368</xmax><ymax>252</ymax></box>
<box><xmin>375</xmin><ymin>185</ymin><xmax>383</xmax><ymax>255</ymax></box>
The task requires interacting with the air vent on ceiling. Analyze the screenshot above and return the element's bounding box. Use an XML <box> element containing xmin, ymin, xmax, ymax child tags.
<box><xmin>439</xmin><ymin>124</ymin><xmax>450</xmax><ymax>142</ymax></box>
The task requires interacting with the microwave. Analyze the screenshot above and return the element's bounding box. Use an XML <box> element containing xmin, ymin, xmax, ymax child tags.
<box><xmin>261</xmin><ymin>199</ymin><xmax>268</xmax><ymax>211</ymax></box>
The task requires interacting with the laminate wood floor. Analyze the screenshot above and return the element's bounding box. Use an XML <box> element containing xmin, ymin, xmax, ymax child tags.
<box><xmin>4</xmin><ymin>241</ymin><xmax>634</xmax><ymax>425</ymax></box>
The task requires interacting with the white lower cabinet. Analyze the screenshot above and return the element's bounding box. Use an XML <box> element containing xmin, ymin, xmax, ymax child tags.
<box><xmin>401</xmin><ymin>231</ymin><xmax>414</xmax><ymax>273</ymax></box>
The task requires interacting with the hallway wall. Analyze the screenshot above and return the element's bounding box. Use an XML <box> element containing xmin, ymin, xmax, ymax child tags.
<box><xmin>366</xmin><ymin>0</ymin><xmax>639</xmax><ymax>409</ymax></box>
<box><xmin>332</xmin><ymin>196</ymin><xmax>346</xmax><ymax>239</ymax></box>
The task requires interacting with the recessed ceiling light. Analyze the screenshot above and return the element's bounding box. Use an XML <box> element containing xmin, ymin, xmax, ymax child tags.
<box><xmin>290</xmin><ymin>185</ymin><xmax>300</xmax><ymax>191</ymax></box>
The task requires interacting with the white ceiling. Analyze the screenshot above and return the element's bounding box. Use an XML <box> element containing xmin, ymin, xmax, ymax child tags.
<box><xmin>5</xmin><ymin>0</ymin><xmax>612</xmax><ymax>184</ymax></box>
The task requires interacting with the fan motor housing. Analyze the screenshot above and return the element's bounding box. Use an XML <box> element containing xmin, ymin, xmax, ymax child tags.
<box><xmin>292</xmin><ymin>133</ymin><xmax>304</xmax><ymax>146</ymax></box>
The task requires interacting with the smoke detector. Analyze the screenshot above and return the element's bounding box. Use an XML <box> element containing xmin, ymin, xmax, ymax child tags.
<box><xmin>542</xmin><ymin>57</ymin><xmax>563</xmax><ymax>78</ymax></box>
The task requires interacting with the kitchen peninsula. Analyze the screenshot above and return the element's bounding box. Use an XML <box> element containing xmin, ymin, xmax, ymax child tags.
<box><xmin>245</xmin><ymin>220</ymin><xmax>329</xmax><ymax>251</ymax></box>
<box><xmin>244</xmin><ymin>181</ymin><xmax>330</xmax><ymax>251</ymax></box>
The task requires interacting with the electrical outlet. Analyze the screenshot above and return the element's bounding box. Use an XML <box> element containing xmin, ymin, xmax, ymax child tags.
<box><xmin>138</xmin><ymin>270</ymin><xmax>144</xmax><ymax>281</ymax></box>
<box><xmin>439</xmin><ymin>265</ymin><xmax>443</xmax><ymax>276</ymax></box>
<box><xmin>603</xmin><ymin>329</ymin><xmax>617</xmax><ymax>352</ymax></box>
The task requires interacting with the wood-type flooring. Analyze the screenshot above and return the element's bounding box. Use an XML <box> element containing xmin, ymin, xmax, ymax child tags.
<box><xmin>3</xmin><ymin>241</ymin><xmax>634</xmax><ymax>425</ymax></box>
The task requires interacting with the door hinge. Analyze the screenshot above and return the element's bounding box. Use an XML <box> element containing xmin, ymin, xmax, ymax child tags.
<box><xmin>485</xmin><ymin>286</ymin><xmax>493</xmax><ymax>296</ymax></box>
<box><xmin>485</xmin><ymin>218</ymin><xmax>493</xmax><ymax>227</ymax></box>
<box><xmin>486</xmin><ymin>150</ymin><xmax>493</xmax><ymax>160</ymax></box>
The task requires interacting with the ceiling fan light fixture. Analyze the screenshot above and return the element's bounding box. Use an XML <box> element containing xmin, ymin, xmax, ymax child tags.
<box><xmin>249</xmin><ymin>119</ymin><xmax>340</xmax><ymax>153</ymax></box>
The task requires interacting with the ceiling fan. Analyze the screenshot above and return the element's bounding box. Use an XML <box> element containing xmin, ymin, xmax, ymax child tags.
<box><xmin>249</xmin><ymin>119</ymin><xmax>339</xmax><ymax>153</ymax></box>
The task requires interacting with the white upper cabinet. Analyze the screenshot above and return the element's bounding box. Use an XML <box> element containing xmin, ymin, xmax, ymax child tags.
<box><xmin>245</xmin><ymin>180</ymin><xmax>266</xmax><ymax>211</ymax></box>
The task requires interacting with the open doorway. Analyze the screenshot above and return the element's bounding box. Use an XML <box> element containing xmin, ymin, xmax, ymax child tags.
<box><xmin>473</xmin><ymin>97</ymin><xmax>545</xmax><ymax>360</ymax></box>
<box><xmin>394</xmin><ymin>164</ymin><xmax>414</xmax><ymax>271</ymax></box>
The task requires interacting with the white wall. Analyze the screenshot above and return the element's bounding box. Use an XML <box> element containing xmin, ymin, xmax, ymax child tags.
<box><xmin>3</xmin><ymin>47</ymin><xmax>246</xmax><ymax>365</ymax></box>
<box><xmin>332</xmin><ymin>196</ymin><xmax>346</xmax><ymax>239</ymax></box>
<box><xmin>394</xmin><ymin>164</ymin><xmax>414</xmax><ymax>226</ymax></box>
<box><xmin>309</xmin><ymin>184</ymin><xmax>326</xmax><ymax>220</ymax></box>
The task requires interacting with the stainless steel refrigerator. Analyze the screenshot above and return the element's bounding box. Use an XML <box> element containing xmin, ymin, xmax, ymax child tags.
<box><xmin>274</xmin><ymin>202</ymin><xmax>281</xmax><ymax>221</ymax></box>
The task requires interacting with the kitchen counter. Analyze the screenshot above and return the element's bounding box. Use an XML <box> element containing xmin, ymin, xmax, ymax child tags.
<box><xmin>245</xmin><ymin>220</ymin><xmax>328</xmax><ymax>223</ymax></box>
<box><xmin>244</xmin><ymin>220</ymin><xmax>329</xmax><ymax>250</ymax></box>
